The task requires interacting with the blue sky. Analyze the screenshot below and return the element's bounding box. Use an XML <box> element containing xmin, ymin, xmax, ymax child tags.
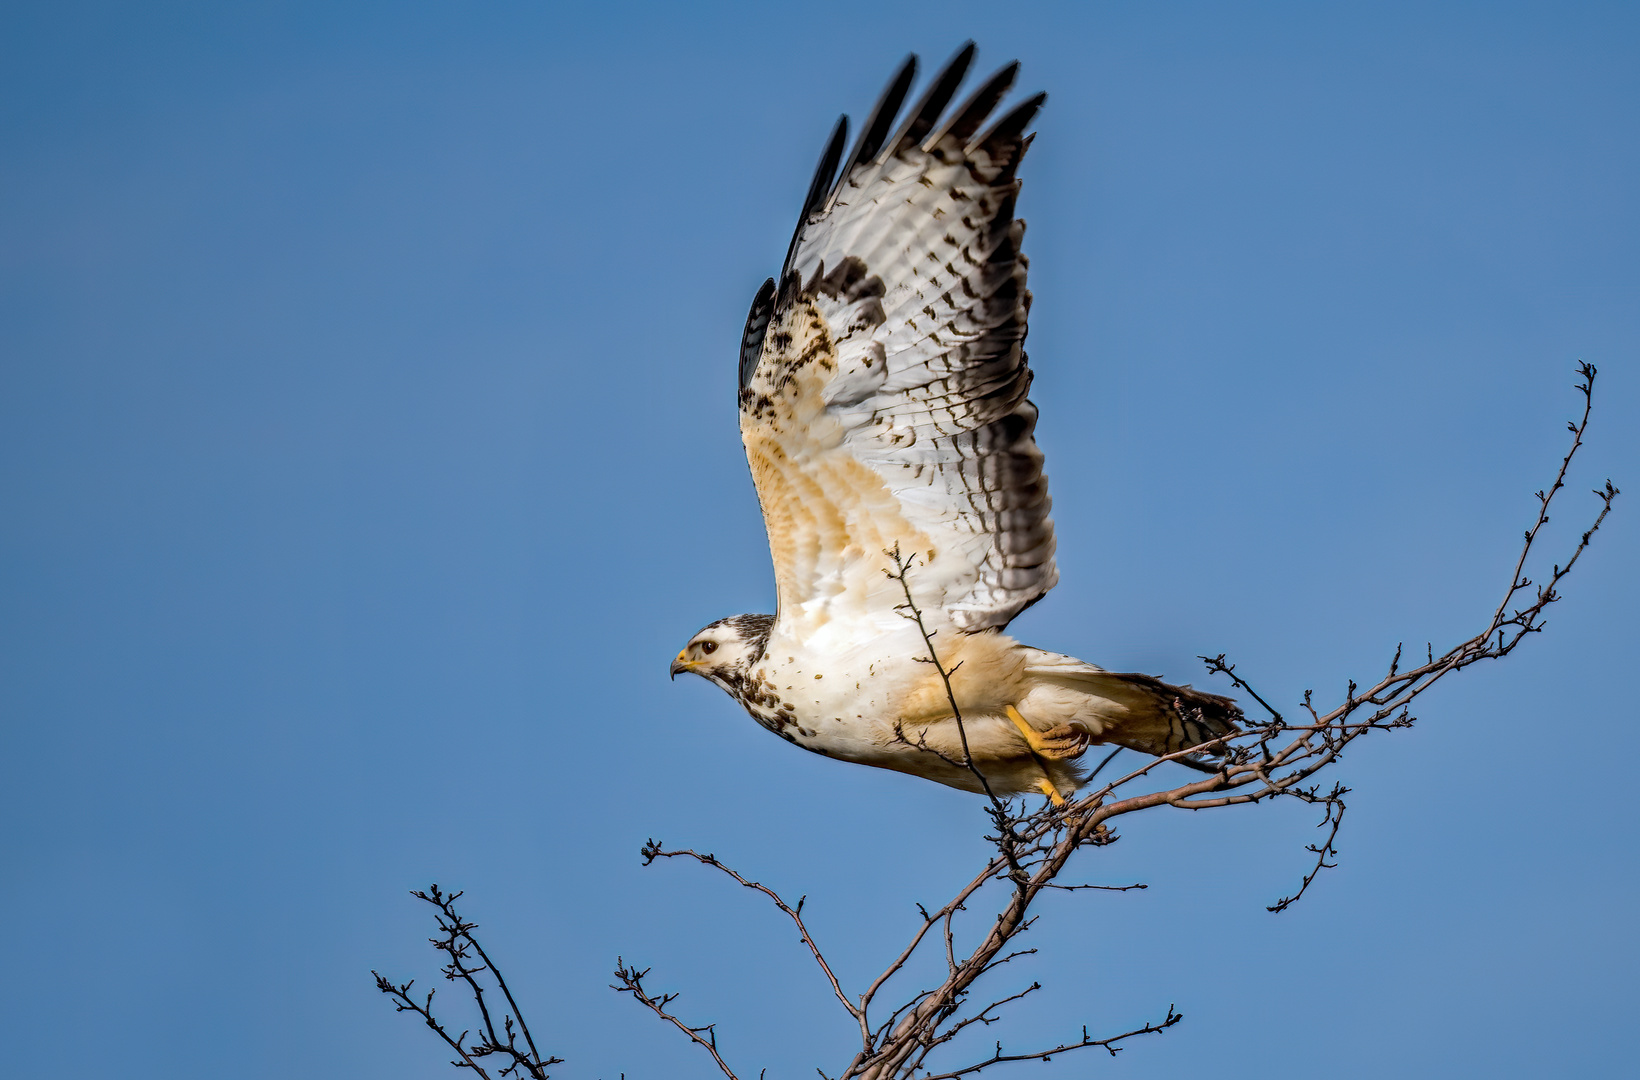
<box><xmin>2</xmin><ymin>3</ymin><xmax>1636</xmax><ymax>1077</ymax></box>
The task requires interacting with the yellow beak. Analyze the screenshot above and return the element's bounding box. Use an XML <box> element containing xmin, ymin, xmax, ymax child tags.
<box><xmin>670</xmin><ymin>650</ymin><xmax>698</xmax><ymax>680</ymax></box>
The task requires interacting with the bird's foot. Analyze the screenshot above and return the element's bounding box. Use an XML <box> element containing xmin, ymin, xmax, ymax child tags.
<box><xmin>1005</xmin><ymin>706</ymin><xmax>1090</xmax><ymax>761</ymax></box>
<box><xmin>1035</xmin><ymin>778</ymin><xmax>1067</xmax><ymax>806</ymax></box>
<box><xmin>1035</xmin><ymin>723</ymin><xmax>1092</xmax><ymax>760</ymax></box>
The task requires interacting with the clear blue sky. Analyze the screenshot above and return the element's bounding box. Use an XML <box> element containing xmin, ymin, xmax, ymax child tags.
<box><xmin>2</xmin><ymin>3</ymin><xmax>1636</xmax><ymax>1077</ymax></box>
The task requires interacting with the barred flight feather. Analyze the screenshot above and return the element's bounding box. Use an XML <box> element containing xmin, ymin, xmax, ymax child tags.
<box><xmin>674</xmin><ymin>47</ymin><xmax>1242</xmax><ymax>800</ymax></box>
<box><xmin>740</xmin><ymin>46</ymin><xmax>1055</xmax><ymax>632</ymax></box>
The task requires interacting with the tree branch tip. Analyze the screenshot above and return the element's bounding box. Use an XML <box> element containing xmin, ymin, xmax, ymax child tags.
<box><xmin>380</xmin><ymin>375</ymin><xmax>1612</xmax><ymax>1076</ymax></box>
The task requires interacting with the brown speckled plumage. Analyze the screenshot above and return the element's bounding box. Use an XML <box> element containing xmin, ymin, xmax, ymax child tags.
<box><xmin>673</xmin><ymin>47</ymin><xmax>1241</xmax><ymax>798</ymax></box>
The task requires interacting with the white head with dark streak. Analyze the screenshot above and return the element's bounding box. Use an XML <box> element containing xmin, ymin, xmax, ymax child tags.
<box><xmin>670</xmin><ymin>613</ymin><xmax>775</xmax><ymax>691</ymax></box>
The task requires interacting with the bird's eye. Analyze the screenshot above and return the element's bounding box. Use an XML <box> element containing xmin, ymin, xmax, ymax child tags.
<box><xmin>700</xmin><ymin>641</ymin><xmax>719</xmax><ymax>655</ymax></box>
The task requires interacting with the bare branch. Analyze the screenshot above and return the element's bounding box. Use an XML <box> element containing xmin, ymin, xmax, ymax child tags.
<box><xmin>379</xmin><ymin>366</ymin><xmax>1614</xmax><ymax>1080</ymax></box>
<box><xmin>612</xmin><ymin>959</ymin><xmax>747</xmax><ymax>1080</ymax></box>
<box><xmin>917</xmin><ymin>1007</ymin><xmax>1183</xmax><ymax>1080</ymax></box>
<box><xmin>374</xmin><ymin>886</ymin><xmax>561</xmax><ymax>1079</ymax></box>
<box><xmin>373</xmin><ymin>974</ymin><xmax>494</xmax><ymax>1078</ymax></box>
<box><xmin>1267</xmin><ymin>784</ymin><xmax>1347</xmax><ymax>913</ymax></box>
<box><xmin>640</xmin><ymin>840</ymin><xmax>868</xmax><ymax>1047</ymax></box>
<box><xmin>884</xmin><ymin>546</ymin><xmax>1019</xmax><ymax>823</ymax></box>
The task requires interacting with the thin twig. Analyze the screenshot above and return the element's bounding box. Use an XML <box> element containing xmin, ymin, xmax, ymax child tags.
<box><xmin>917</xmin><ymin>1007</ymin><xmax>1183</xmax><ymax>1079</ymax></box>
<box><xmin>611</xmin><ymin>366</ymin><xmax>1614</xmax><ymax>1080</ymax></box>
<box><xmin>641</xmin><ymin>840</ymin><xmax>868</xmax><ymax>1047</ymax></box>
<box><xmin>375</xmin><ymin>886</ymin><xmax>561</xmax><ymax>1079</ymax></box>
<box><xmin>613</xmin><ymin>959</ymin><xmax>745</xmax><ymax>1080</ymax></box>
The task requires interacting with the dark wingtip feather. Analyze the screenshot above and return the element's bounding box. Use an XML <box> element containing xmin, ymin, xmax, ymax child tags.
<box><xmin>970</xmin><ymin>91</ymin><xmax>1046</xmax><ymax>154</ymax></box>
<box><xmin>928</xmin><ymin>61</ymin><xmax>1018</xmax><ymax>149</ymax></box>
<box><xmin>824</xmin><ymin>54</ymin><xmax>918</xmax><ymax>211</ymax></box>
<box><xmin>876</xmin><ymin>41</ymin><xmax>976</xmax><ymax>165</ymax></box>
<box><xmin>781</xmin><ymin>115</ymin><xmax>848</xmax><ymax>276</ymax></box>
<box><xmin>738</xmin><ymin>277</ymin><xmax>777</xmax><ymax>390</ymax></box>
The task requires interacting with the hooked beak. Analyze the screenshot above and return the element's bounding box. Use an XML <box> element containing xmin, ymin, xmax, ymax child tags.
<box><xmin>670</xmin><ymin>650</ymin><xmax>696</xmax><ymax>680</ymax></box>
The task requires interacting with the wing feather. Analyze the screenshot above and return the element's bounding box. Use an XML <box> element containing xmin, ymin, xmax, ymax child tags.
<box><xmin>821</xmin><ymin>55</ymin><xmax>919</xmax><ymax>214</ymax></box>
<box><xmin>780</xmin><ymin>117</ymin><xmax>849</xmax><ymax>282</ymax></box>
<box><xmin>927</xmin><ymin>61</ymin><xmax>1018</xmax><ymax>148</ymax></box>
<box><xmin>741</xmin><ymin>51</ymin><xmax>1056</xmax><ymax>633</ymax></box>
<box><xmin>738</xmin><ymin>277</ymin><xmax>777</xmax><ymax>390</ymax></box>
<box><xmin>876</xmin><ymin>42</ymin><xmax>975</xmax><ymax>165</ymax></box>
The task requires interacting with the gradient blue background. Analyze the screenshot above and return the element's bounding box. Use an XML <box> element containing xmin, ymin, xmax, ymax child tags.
<box><xmin>3</xmin><ymin>3</ymin><xmax>1636</xmax><ymax>1077</ymax></box>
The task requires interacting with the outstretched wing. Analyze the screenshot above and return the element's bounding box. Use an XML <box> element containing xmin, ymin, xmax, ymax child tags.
<box><xmin>740</xmin><ymin>45</ymin><xmax>1056</xmax><ymax>634</ymax></box>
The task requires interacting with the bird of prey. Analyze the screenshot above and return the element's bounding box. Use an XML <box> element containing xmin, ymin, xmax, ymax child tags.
<box><xmin>671</xmin><ymin>45</ymin><xmax>1240</xmax><ymax>802</ymax></box>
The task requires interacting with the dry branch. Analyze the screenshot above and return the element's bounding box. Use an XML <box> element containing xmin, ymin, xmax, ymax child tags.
<box><xmin>374</xmin><ymin>885</ymin><xmax>560</xmax><ymax>1079</ymax></box>
<box><xmin>620</xmin><ymin>365</ymin><xmax>1616</xmax><ymax>1080</ymax></box>
<box><xmin>379</xmin><ymin>367</ymin><xmax>1614</xmax><ymax>1080</ymax></box>
<box><xmin>611</xmin><ymin>959</ymin><xmax>748</xmax><ymax>1080</ymax></box>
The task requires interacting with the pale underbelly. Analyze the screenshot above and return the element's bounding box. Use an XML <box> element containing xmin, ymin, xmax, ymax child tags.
<box><xmin>768</xmin><ymin>707</ymin><xmax>1078</xmax><ymax>797</ymax></box>
<box><xmin>738</xmin><ymin>625</ymin><xmax>1074</xmax><ymax>795</ymax></box>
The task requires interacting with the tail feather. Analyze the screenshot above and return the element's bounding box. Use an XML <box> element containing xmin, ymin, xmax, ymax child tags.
<box><xmin>1091</xmin><ymin>672</ymin><xmax>1242</xmax><ymax>757</ymax></box>
<box><xmin>1021</xmin><ymin>650</ymin><xmax>1241</xmax><ymax>758</ymax></box>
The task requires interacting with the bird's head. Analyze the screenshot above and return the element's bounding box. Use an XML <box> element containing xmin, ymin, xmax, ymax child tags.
<box><xmin>670</xmin><ymin>613</ymin><xmax>774</xmax><ymax>687</ymax></box>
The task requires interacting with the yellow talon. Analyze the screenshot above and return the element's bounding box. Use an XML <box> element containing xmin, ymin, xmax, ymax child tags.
<box><xmin>1010</xmin><ymin>707</ymin><xmax>1067</xmax><ymax>805</ymax></box>
<box><xmin>1006</xmin><ymin>705</ymin><xmax>1044</xmax><ymax>751</ymax></box>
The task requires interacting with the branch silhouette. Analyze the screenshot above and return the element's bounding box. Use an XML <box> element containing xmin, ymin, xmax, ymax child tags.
<box><xmin>380</xmin><ymin>365</ymin><xmax>1616</xmax><ymax>1079</ymax></box>
<box><xmin>374</xmin><ymin>885</ymin><xmax>560</xmax><ymax>1079</ymax></box>
<box><xmin>616</xmin><ymin>364</ymin><xmax>1616</xmax><ymax>1080</ymax></box>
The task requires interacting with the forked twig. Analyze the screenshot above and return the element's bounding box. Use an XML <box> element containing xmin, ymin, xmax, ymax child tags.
<box><xmin>640</xmin><ymin>840</ymin><xmax>869</xmax><ymax>1046</ymax></box>
<box><xmin>618</xmin><ymin>366</ymin><xmax>1614</xmax><ymax>1080</ymax></box>
<box><xmin>612</xmin><ymin>959</ymin><xmax>747</xmax><ymax>1080</ymax></box>
<box><xmin>374</xmin><ymin>885</ymin><xmax>561</xmax><ymax>1078</ymax></box>
<box><xmin>382</xmin><ymin>368</ymin><xmax>1613</xmax><ymax>1080</ymax></box>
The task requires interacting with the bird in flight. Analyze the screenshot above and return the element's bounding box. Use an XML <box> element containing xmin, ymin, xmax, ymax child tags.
<box><xmin>672</xmin><ymin>45</ymin><xmax>1240</xmax><ymax>802</ymax></box>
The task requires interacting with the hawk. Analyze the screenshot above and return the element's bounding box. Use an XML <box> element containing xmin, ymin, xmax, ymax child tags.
<box><xmin>672</xmin><ymin>45</ymin><xmax>1240</xmax><ymax>802</ymax></box>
